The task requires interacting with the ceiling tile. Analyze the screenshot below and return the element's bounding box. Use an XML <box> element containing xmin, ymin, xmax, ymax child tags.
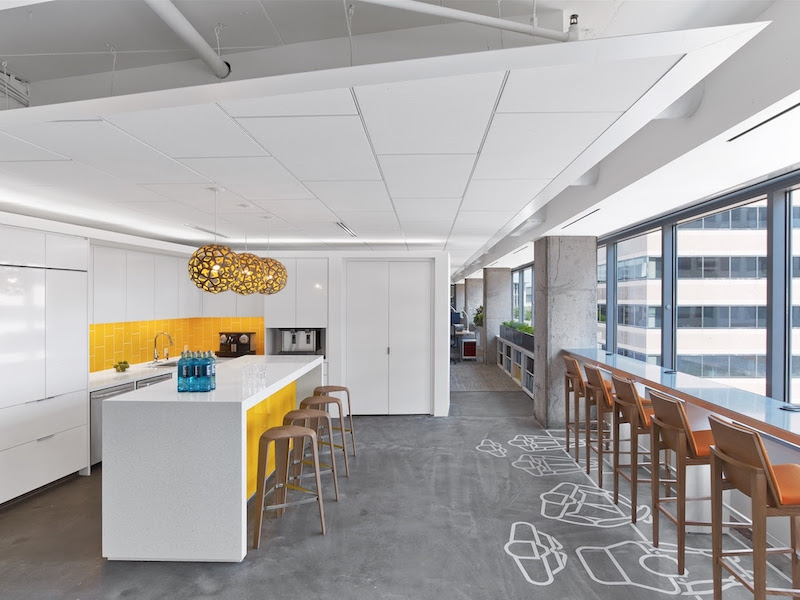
<box><xmin>452</xmin><ymin>210</ymin><xmax>515</xmax><ymax>234</ymax></box>
<box><xmin>336</xmin><ymin>212</ymin><xmax>400</xmax><ymax>232</ymax></box>
<box><xmin>393</xmin><ymin>197</ymin><xmax>460</xmax><ymax>221</ymax></box>
<box><xmin>251</xmin><ymin>198</ymin><xmax>337</xmax><ymax>222</ymax></box>
<box><xmin>141</xmin><ymin>183</ymin><xmax>253</xmax><ymax>213</ymax></box>
<box><xmin>499</xmin><ymin>56</ymin><xmax>680</xmax><ymax>113</ymax></box>
<box><xmin>178</xmin><ymin>157</ymin><xmax>313</xmax><ymax>200</ymax></box>
<box><xmin>380</xmin><ymin>154</ymin><xmax>474</xmax><ymax>198</ymax></box>
<box><xmin>461</xmin><ymin>179</ymin><xmax>549</xmax><ymax>212</ymax></box>
<box><xmin>238</xmin><ymin>116</ymin><xmax>380</xmax><ymax>181</ymax></box>
<box><xmin>106</xmin><ymin>105</ymin><xmax>267</xmax><ymax>159</ymax></box>
<box><xmin>473</xmin><ymin>113</ymin><xmax>620</xmax><ymax>179</ymax></box>
<box><xmin>355</xmin><ymin>72</ymin><xmax>504</xmax><ymax>154</ymax></box>
<box><xmin>219</xmin><ymin>89</ymin><xmax>357</xmax><ymax>117</ymax></box>
<box><xmin>0</xmin><ymin>132</ymin><xmax>67</xmax><ymax>162</ymax></box>
<box><xmin>401</xmin><ymin>221</ymin><xmax>454</xmax><ymax>238</ymax></box>
<box><xmin>3</xmin><ymin>121</ymin><xmax>207</xmax><ymax>184</ymax></box>
<box><xmin>303</xmin><ymin>180</ymin><xmax>393</xmax><ymax>212</ymax></box>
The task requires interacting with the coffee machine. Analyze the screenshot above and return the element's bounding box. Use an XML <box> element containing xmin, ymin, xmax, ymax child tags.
<box><xmin>218</xmin><ymin>332</ymin><xmax>256</xmax><ymax>357</ymax></box>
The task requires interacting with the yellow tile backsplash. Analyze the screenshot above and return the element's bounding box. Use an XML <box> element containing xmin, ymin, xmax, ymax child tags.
<box><xmin>89</xmin><ymin>317</ymin><xmax>265</xmax><ymax>372</ymax></box>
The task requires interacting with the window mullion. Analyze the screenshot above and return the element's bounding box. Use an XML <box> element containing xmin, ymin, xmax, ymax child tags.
<box><xmin>766</xmin><ymin>189</ymin><xmax>789</xmax><ymax>401</ymax></box>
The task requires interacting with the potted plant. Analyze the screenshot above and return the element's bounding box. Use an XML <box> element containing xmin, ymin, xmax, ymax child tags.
<box><xmin>473</xmin><ymin>305</ymin><xmax>484</xmax><ymax>327</ymax></box>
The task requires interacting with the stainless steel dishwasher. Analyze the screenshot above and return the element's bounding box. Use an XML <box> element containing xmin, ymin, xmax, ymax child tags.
<box><xmin>90</xmin><ymin>382</ymin><xmax>135</xmax><ymax>465</ymax></box>
<box><xmin>135</xmin><ymin>372</ymin><xmax>173</xmax><ymax>389</ymax></box>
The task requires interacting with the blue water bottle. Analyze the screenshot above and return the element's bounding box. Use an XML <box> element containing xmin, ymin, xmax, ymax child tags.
<box><xmin>177</xmin><ymin>351</ymin><xmax>189</xmax><ymax>392</ymax></box>
<box><xmin>188</xmin><ymin>351</ymin><xmax>199</xmax><ymax>391</ymax></box>
<box><xmin>207</xmin><ymin>351</ymin><xmax>217</xmax><ymax>390</ymax></box>
<box><xmin>198</xmin><ymin>352</ymin><xmax>210</xmax><ymax>392</ymax></box>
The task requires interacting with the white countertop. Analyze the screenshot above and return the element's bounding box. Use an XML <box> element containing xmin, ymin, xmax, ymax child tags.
<box><xmin>104</xmin><ymin>354</ymin><xmax>323</xmax><ymax>411</ymax></box>
<box><xmin>89</xmin><ymin>356</ymin><xmax>237</xmax><ymax>392</ymax></box>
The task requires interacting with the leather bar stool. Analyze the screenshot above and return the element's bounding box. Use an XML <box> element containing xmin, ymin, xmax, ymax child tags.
<box><xmin>314</xmin><ymin>385</ymin><xmax>357</xmax><ymax>456</ymax></box>
<box><xmin>300</xmin><ymin>394</ymin><xmax>351</xmax><ymax>477</ymax></box>
<box><xmin>583</xmin><ymin>364</ymin><xmax>615</xmax><ymax>487</ymax></box>
<box><xmin>709</xmin><ymin>416</ymin><xmax>800</xmax><ymax>600</ymax></box>
<box><xmin>252</xmin><ymin>424</ymin><xmax>325</xmax><ymax>549</ymax></box>
<box><xmin>564</xmin><ymin>356</ymin><xmax>587</xmax><ymax>461</ymax></box>
<box><xmin>649</xmin><ymin>389</ymin><xmax>719</xmax><ymax>575</ymax></box>
<box><xmin>283</xmin><ymin>408</ymin><xmax>340</xmax><ymax>503</ymax></box>
<box><xmin>611</xmin><ymin>374</ymin><xmax>654</xmax><ymax>524</ymax></box>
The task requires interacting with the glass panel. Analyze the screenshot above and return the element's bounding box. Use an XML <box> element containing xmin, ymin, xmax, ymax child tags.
<box><xmin>522</xmin><ymin>267</ymin><xmax>533</xmax><ymax>326</ymax></box>
<box><xmin>676</xmin><ymin>198</ymin><xmax>767</xmax><ymax>394</ymax></box>
<box><xmin>512</xmin><ymin>271</ymin><xmax>520</xmax><ymax>320</ymax></box>
<box><xmin>598</xmin><ymin>246</ymin><xmax>606</xmax><ymax>350</ymax></box>
<box><xmin>616</xmin><ymin>231</ymin><xmax>661</xmax><ymax>365</ymax></box>
<box><xmin>792</xmin><ymin>190</ymin><xmax>800</xmax><ymax>402</ymax></box>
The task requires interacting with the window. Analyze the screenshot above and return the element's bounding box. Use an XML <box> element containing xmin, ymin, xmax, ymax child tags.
<box><xmin>512</xmin><ymin>271</ymin><xmax>520</xmax><ymax>320</ymax></box>
<box><xmin>676</xmin><ymin>199</ymin><xmax>767</xmax><ymax>394</ymax></box>
<box><xmin>616</xmin><ymin>231</ymin><xmax>661</xmax><ymax>365</ymax></box>
<box><xmin>522</xmin><ymin>267</ymin><xmax>533</xmax><ymax>326</ymax></box>
<box><xmin>598</xmin><ymin>246</ymin><xmax>607</xmax><ymax>350</ymax></box>
<box><xmin>791</xmin><ymin>190</ymin><xmax>800</xmax><ymax>401</ymax></box>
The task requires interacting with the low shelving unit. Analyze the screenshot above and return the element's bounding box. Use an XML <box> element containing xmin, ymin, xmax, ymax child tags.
<box><xmin>497</xmin><ymin>337</ymin><xmax>534</xmax><ymax>398</ymax></box>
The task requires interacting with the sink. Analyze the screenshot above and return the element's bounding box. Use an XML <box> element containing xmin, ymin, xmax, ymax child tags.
<box><xmin>148</xmin><ymin>360</ymin><xmax>179</xmax><ymax>368</ymax></box>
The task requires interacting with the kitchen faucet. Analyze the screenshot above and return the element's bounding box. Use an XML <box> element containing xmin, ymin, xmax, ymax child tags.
<box><xmin>153</xmin><ymin>331</ymin><xmax>174</xmax><ymax>363</ymax></box>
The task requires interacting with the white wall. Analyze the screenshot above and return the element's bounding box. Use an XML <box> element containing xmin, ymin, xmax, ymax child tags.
<box><xmin>259</xmin><ymin>250</ymin><xmax>451</xmax><ymax>417</ymax></box>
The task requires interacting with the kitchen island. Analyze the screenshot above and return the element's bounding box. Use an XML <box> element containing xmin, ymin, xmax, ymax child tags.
<box><xmin>102</xmin><ymin>354</ymin><xmax>323</xmax><ymax>562</ymax></box>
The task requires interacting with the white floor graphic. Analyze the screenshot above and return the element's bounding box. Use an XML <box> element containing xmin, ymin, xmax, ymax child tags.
<box><xmin>540</xmin><ymin>482</ymin><xmax>651</xmax><ymax>527</ymax></box>
<box><xmin>512</xmin><ymin>453</ymin><xmax>584</xmax><ymax>477</ymax></box>
<box><xmin>475</xmin><ymin>439</ymin><xmax>507</xmax><ymax>457</ymax></box>
<box><xmin>504</xmin><ymin>522</ymin><xmax>567</xmax><ymax>586</ymax></box>
<box><xmin>575</xmin><ymin>540</ymin><xmax>747</xmax><ymax>596</ymax></box>
<box><xmin>508</xmin><ymin>434</ymin><xmax>583</xmax><ymax>453</ymax></box>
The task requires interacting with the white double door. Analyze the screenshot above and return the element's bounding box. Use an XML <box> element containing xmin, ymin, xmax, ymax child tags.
<box><xmin>345</xmin><ymin>260</ymin><xmax>432</xmax><ymax>415</ymax></box>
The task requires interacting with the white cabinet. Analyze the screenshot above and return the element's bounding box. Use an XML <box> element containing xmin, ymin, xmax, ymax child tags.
<box><xmin>126</xmin><ymin>252</ymin><xmax>155</xmax><ymax>322</ymax></box>
<box><xmin>264</xmin><ymin>258</ymin><xmax>327</xmax><ymax>327</ymax></box>
<box><xmin>202</xmin><ymin>290</ymin><xmax>237</xmax><ymax>317</ymax></box>
<box><xmin>0</xmin><ymin>225</ymin><xmax>45</xmax><ymax>267</ymax></box>
<box><xmin>264</xmin><ymin>258</ymin><xmax>296</xmax><ymax>327</ymax></box>
<box><xmin>46</xmin><ymin>270</ymin><xmax>88</xmax><ymax>398</ymax></box>
<box><xmin>0</xmin><ymin>266</ymin><xmax>46</xmax><ymax>409</ymax></box>
<box><xmin>93</xmin><ymin>246</ymin><xmax>126</xmax><ymax>323</ymax></box>
<box><xmin>296</xmin><ymin>258</ymin><xmax>327</xmax><ymax>327</ymax></box>
<box><xmin>345</xmin><ymin>260</ymin><xmax>432</xmax><ymax>415</ymax></box>
<box><xmin>178</xmin><ymin>261</ymin><xmax>202</xmax><ymax>318</ymax></box>
<box><xmin>154</xmin><ymin>256</ymin><xmax>180</xmax><ymax>320</ymax></box>
<box><xmin>236</xmin><ymin>292</ymin><xmax>264</xmax><ymax>318</ymax></box>
<box><xmin>46</xmin><ymin>233</ymin><xmax>88</xmax><ymax>271</ymax></box>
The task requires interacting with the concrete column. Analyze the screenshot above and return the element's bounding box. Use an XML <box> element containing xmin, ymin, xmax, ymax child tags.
<box><xmin>464</xmin><ymin>277</ymin><xmax>483</xmax><ymax>329</ymax></box>
<box><xmin>483</xmin><ymin>268</ymin><xmax>511</xmax><ymax>365</ymax></box>
<box><xmin>533</xmin><ymin>236</ymin><xmax>597</xmax><ymax>427</ymax></box>
<box><xmin>454</xmin><ymin>283</ymin><xmax>465</xmax><ymax>315</ymax></box>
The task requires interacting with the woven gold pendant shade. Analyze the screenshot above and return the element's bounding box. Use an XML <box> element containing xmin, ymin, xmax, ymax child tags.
<box><xmin>188</xmin><ymin>244</ymin><xmax>239</xmax><ymax>293</ymax></box>
<box><xmin>230</xmin><ymin>252</ymin><xmax>265</xmax><ymax>295</ymax></box>
<box><xmin>260</xmin><ymin>257</ymin><xmax>288</xmax><ymax>295</ymax></box>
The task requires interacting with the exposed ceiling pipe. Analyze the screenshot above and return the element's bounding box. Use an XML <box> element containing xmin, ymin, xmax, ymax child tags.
<box><xmin>144</xmin><ymin>0</ymin><xmax>231</xmax><ymax>79</ymax></box>
<box><xmin>356</xmin><ymin>0</ymin><xmax>576</xmax><ymax>42</ymax></box>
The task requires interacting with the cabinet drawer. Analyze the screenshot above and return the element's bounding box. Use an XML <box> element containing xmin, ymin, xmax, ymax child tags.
<box><xmin>0</xmin><ymin>425</ymin><xmax>87</xmax><ymax>504</ymax></box>
<box><xmin>0</xmin><ymin>390</ymin><xmax>87</xmax><ymax>453</ymax></box>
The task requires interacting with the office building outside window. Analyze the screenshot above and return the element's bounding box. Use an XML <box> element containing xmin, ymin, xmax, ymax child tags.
<box><xmin>598</xmin><ymin>246</ymin><xmax>606</xmax><ymax>350</ymax></box>
<box><xmin>791</xmin><ymin>191</ymin><xmax>800</xmax><ymax>402</ymax></box>
<box><xmin>675</xmin><ymin>199</ymin><xmax>767</xmax><ymax>395</ymax></box>
<box><xmin>616</xmin><ymin>231</ymin><xmax>662</xmax><ymax>365</ymax></box>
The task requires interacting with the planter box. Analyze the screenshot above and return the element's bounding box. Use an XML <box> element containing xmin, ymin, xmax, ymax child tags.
<box><xmin>518</xmin><ymin>331</ymin><xmax>534</xmax><ymax>353</ymax></box>
<box><xmin>499</xmin><ymin>325</ymin><xmax>534</xmax><ymax>353</ymax></box>
<box><xmin>500</xmin><ymin>325</ymin><xmax>514</xmax><ymax>342</ymax></box>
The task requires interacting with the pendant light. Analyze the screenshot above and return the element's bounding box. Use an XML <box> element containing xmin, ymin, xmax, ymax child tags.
<box><xmin>188</xmin><ymin>187</ymin><xmax>239</xmax><ymax>293</ymax></box>
<box><xmin>260</xmin><ymin>216</ymin><xmax>288</xmax><ymax>295</ymax></box>
<box><xmin>231</xmin><ymin>205</ymin><xmax>265</xmax><ymax>295</ymax></box>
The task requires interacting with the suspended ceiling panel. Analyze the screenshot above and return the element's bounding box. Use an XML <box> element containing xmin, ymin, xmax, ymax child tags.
<box><xmin>106</xmin><ymin>105</ymin><xmax>268</xmax><ymax>159</ymax></box>
<box><xmin>0</xmin><ymin>131</ymin><xmax>65</xmax><ymax>161</ymax></box>
<box><xmin>379</xmin><ymin>154</ymin><xmax>475</xmax><ymax>198</ymax></box>
<box><xmin>461</xmin><ymin>179</ymin><xmax>550</xmax><ymax>212</ymax></box>
<box><xmin>238</xmin><ymin>115</ymin><xmax>381</xmax><ymax>181</ymax></box>
<box><xmin>354</xmin><ymin>72</ymin><xmax>505</xmax><ymax>154</ymax></box>
<box><xmin>219</xmin><ymin>89</ymin><xmax>358</xmax><ymax>117</ymax></box>
<box><xmin>393</xmin><ymin>197</ymin><xmax>461</xmax><ymax>222</ymax></box>
<box><xmin>303</xmin><ymin>180</ymin><xmax>393</xmax><ymax>212</ymax></box>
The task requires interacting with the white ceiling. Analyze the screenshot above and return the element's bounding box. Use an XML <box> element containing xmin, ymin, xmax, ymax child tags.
<box><xmin>0</xmin><ymin>0</ymin><xmax>783</xmax><ymax>279</ymax></box>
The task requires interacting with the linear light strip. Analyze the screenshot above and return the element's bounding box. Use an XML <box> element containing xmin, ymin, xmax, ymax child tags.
<box><xmin>336</xmin><ymin>221</ymin><xmax>358</xmax><ymax>237</ymax></box>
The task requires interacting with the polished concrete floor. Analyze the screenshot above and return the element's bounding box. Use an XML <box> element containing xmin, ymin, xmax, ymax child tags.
<box><xmin>0</xmin><ymin>390</ymin><xmax>791</xmax><ymax>599</ymax></box>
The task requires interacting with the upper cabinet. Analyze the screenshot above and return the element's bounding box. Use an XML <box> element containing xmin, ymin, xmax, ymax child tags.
<box><xmin>264</xmin><ymin>258</ymin><xmax>327</xmax><ymax>328</ymax></box>
<box><xmin>177</xmin><ymin>258</ymin><xmax>202</xmax><ymax>318</ymax></box>
<box><xmin>154</xmin><ymin>256</ymin><xmax>179</xmax><ymax>320</ymax></box>
<box><xmin>126</xmin><ymin>252</ymin><xmax>155</xmax><ymax>322</ymax></box>
<box><xmin>0</xmin><ymin>226</ymin><xmax>45</xmax><ymax>267</ymax></box>
<box><xmin>46</xmin><ymin>233</ymin><xmax>89</xmax><ymax>271</ymax></box>
<box><xmin>93</xmin><ymin>246</ymin><xmax>127</xmax><ymax>324</ymax></box>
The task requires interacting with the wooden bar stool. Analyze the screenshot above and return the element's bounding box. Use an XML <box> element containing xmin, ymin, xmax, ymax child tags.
<box><xmin>709</xmin><ymin>416</ymin><xmax>800</xmax><ymax>600</ymax></box>
<box><xmin>583</xmin><ymin>364</ymin><xmax>615</xmax><ymax>487</ymax></box>
<box><xmin>564</xmin><ymin>356</ymin><xmax>587</xmax><ymax>461</ymax></box>
<box><xmin>611</xmin><ymin>374</ymin><xmax>654</xmax><ymax>524</ymax></box>
<box><xmin>252</xmin><ymin>425</ymin><xmax>325</xmax><ymax>549</ymax></box>
<box><xmin>649</xmin><ymin>389</ymin><xmax>718</xmax><ymax>575</ymax></box>
<box><xmin>300</xmin><ymin>394</ymin><xmax>351</xmax><ymax>477</ymax></box>
<box><xmin>314</xmin><ymin>385</ymin><xmax>357</xmax><ymax>456</ymax></box>
<box><xmin>283</xmin><ymin>408</ymin><xmax>340</xmax><ymax>503</ymax></box>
